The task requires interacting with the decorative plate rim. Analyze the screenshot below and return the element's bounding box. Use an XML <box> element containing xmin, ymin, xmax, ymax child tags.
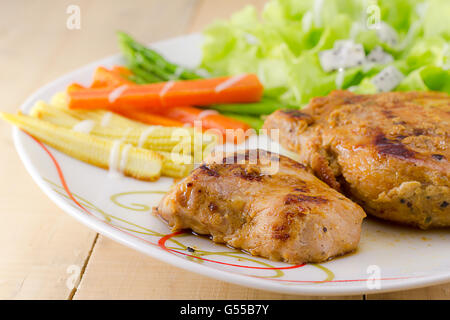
<box><xmin>12</xmin><ymin>33</ymin><xmax>450</xmax><ymax>296</ymax></box>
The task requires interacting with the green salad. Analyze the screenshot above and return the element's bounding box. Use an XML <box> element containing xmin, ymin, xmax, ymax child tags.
<box><xmin>201</xmin><ymin>0</ymin><xmax>450</xmax><ymax>106</ymax></box>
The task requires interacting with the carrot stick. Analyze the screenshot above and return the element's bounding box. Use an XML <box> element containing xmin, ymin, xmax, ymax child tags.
<box><xmin>67</xmin><ymin>79</ymin><xmax>183</xmax><ymax>127</ymax></box>
<box><xmin>112</xmin><ymin>65</ymin><xmax>133</xmax><ymax>78</ymax></box>
<box><xmin>67</xmin><ymin>74</ymin><xmax>263</xmax><ymax>111</ymax></box>
<box><xmin>115</xmin><ymin>110</ymin><xmax>183</xmax><ymax>127</ymax></box>
<box><xmin>159</xmin><ymin>106</ymin><xmax>202</xmax><ymax>123</ymax></box>
<box><xmin>67</xmin><ymin>83</ymin><xmax>86</xmax><ymax>92</ymax></box>
<box><xmin>159</xmin><ymin>106</ymin><xmax>251</xmax><ymax>142</ymax></box>
<box><xmin>91</xmin><ymin>66</ymin><xmax>133</xmax><ymax>88</ymax></box>
<box><xmin>116</xmin><ymin>106</ymin><xmax>251</xmax><ymax>136</ymax></box>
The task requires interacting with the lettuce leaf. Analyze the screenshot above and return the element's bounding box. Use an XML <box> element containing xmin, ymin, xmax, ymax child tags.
<box><xmin>201</xmin><ymin>0</ymin><xmax>450</xmax><ymax>106</ymax></box>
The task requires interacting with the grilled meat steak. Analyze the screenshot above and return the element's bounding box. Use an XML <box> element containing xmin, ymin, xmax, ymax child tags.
<box><xmin>155</xmin><ymin>150</ymin><xmax>365</xmax><ymax>264</ymax></box>
<box><xmin>264</xmin><ymin>90</ymin><xmax>450</xmax><ymax>229</ymax></box>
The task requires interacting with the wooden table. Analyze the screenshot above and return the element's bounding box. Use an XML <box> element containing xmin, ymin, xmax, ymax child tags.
<box><xmin>0</xmin><ymin>0</ymin><xmax>448</xmax><ymax>300</ymax></box>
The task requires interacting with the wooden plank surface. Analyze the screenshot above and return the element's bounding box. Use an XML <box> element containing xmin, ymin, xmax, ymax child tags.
<box><xmin>0</xmin><ymin>0</ymin><xmax>448</xmax><ymax>300</ymax></box>
<box><xmin>0</xmin><ymin>0</ymin><xmax>200</xmax><ymax>300</ymax></box>
<box><xmin>0</xmin><ymin>0</ymin><xmax>102</xmax><ymax>300</ymax></box>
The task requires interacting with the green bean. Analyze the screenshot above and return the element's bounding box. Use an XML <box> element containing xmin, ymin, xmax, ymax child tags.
<box><xmin>117</xmin><ymin>31</ymin><xmax>299</xmax><ymax>116</ymax></box>
<box><xmin>220</xmin><ymin>113</ymin><xmax>264</xmax><ymax>130</ymax></box>
<box><xmin>210</xmin><ymin>97</ymin><xmax>298</xmax><ymax>115</ymax></box>
<box><xmin>117</xmin><ymin>31</ymin><xmax>201</xmax><ymax>81</ymax></box>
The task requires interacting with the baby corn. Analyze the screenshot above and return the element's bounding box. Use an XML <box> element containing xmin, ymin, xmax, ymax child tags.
<box><xmin>30</xmin><ymin>101</ymin><xmax>80</xmax><ymax>128</ymax></box>
<box><xmin>158</xmin><ymin>151</ymin><xmax>193</xmax><ymax>178</ymax></box>
<box><xmin>26</xmin><ymin>95</ymin><xmax>217</xmax><ymax>179</ymax></box>
<box><xmin>31</xmin><ymin>102</ymin><xmax>217</xmax><ymax>154</ymax></box>
<box><xmin>1</xmin><ymin>112</ymin><xmax>163</xmax><ymax>181</ymax></box>
<box><xmin>50</xmin><ymin>92</ymin><xmax>70</xmax><ymax>109</ymax></box>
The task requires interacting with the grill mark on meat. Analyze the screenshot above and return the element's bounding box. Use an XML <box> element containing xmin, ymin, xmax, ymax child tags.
<box><xmin>223</xmin><ymin>151</ymin><xmax>251</xmax><ymax>164</ymax></box>
<box><xmin>413</xmin><ymin>128</ymin><xmax>424</xmax><ymax>136</ymax></box>
<box><xmin>291</xmin><ymin>181</ymin><xmax>310</xmax><ymax>193</ymax></box>
<box><xmin>233</xmin><ymin>166</ymin><xmax>263</xmax><ymax>182</ymax></box>
<box><xmin>382</xmin><ymin>109</ymin><xmax>396</xmax><ymax>119</ymax></box>
<box><xmin>281</xmin><ymin>109</ymin><xmax>309</xmax><ymax>118</ymax></box>
<box><xmin>284</xmin><ymin>194</ymin><xmax>328</xmax><ymax>205</ymax></box>
<box><xmin>198</xmin><ymin>164</ymin><xmax>220</xmax><ymax>177</ymax></box>
<box><xmin>293</xmin><ymin>186</ymin><xmax>309</xmax><ymax>193</ymax></box>
<box><xmin>271</xmin><ymin>210</ymin><xmax>305</xmax><ymax>241</ymax></box>
<box><xmin>291</xmin><ymin>161</ymin><xmax>307</xmax><ymax>170</ymax></box>
<box><xmin>432</xmin><ymin>154</ymin><xmax>445</xmax><ymax>161</ymax></box>
<box><xmin>222</xmin><ymin>150</ymin><xmax>280</xmax><ymax>165</ymax></box>
<box><xmin>281</xmin><ymin>109</ymin><xmax>314</xmax><ymax>124</ymax></box>
<box><xmin>374</xmin><ymin>133</ymin><xmax>415</xmax><ymax>159</ymax></box>
<box><xmin>271</xmin><ymin>213</ymin><xmax>296</xmax><ymax>241</ymax></box>
<box><xmin>343</xmin><ymin>95</ymin><xmax>368</xmax><ymax>105</ymax></box>
<box><xmin>272</xmin><ymin>224</ymin><xmax>290</xmax><ymax>241</ymax></box>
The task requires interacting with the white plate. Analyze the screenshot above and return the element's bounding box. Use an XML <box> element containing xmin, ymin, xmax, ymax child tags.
<box><xmin>13</xmin><ymin>33</ymin><xmax>450</xmax><ymax>296</ymax></box>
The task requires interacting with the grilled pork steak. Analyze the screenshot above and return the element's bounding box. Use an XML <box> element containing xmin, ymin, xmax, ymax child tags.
<box><xmin>264</xmin><ymin>90</ymin><xmax>450</xmax><ymax>229</ymax></box>
<box><xmin>155</xmin><ymin>150</ymin><xmax>365</xmax><ymax>264</ymax></box>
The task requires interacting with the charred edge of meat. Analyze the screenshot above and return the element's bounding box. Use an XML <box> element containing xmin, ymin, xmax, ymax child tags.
<box><xmin>284</xmin><ymin>194</ymin><xmax>328</xmax><ymax>205</ymax></box>
<box><xmin>312</xmin><ymin>154</ymin><xmax>341</xmax><ymax>191</ymax></box>
<box><xmin>374</xmin><ymin>133</ymin><xmax>415</xmax><ymax>159</ymax></box>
